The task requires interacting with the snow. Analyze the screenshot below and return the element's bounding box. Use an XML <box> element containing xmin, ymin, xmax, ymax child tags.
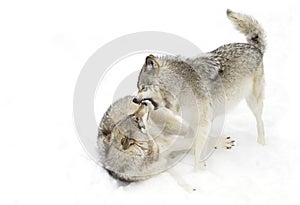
<box><xmin>1</xmin><ymin>0</ymin><xmax>300</xmax><ymax>204</ymax></box>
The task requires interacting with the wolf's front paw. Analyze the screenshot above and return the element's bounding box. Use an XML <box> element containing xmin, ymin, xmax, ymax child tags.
<box><xmin>225</xmin><ymin>136</ymin><xmax>235</xmax><ymax>149</ymax></box>
<box><xmin>215</xmin><ymin>136</ymin><xmax>235</xmax><ymax>150</ymax></box>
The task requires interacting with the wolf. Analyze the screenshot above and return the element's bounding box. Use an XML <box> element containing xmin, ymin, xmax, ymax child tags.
<box><xmin>98</xmin><ymin>96</ymin><xmax>195</xmax><ymax>181</ymax></box>
<box><xmin>133</xmin><ymin>9</ymin><xmax>266</xmax><ymax>169</ymax></box>
<box><xmin>98</xmin><ymin>96</ymin><xmax>234</xmax><ymax>181</ymax></box>
<box><xmin>98</xmin><ymin>97</ymin><xmax>159</xmax><ymax>182</ymax></box>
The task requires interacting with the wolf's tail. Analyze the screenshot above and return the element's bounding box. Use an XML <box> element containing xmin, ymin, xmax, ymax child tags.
<box><xmin>227</xmin><ymin>9</ymin><xmax>266</xmax><ymax>53</ymax></box>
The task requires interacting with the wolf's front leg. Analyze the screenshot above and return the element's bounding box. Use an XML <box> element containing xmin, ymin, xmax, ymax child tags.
<box><xmin>150</xmin><ymin>107</ymin><xmax>192</xmax><ymax>137</ymax></box>
<box><xmin>194</xmin><ymin>118</ymin><xmax>212</xmax><ymax>170</ymax></box>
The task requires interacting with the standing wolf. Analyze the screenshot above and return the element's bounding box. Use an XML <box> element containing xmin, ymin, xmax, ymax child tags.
<box><xmin>134</xmin><ymin>9</ymin><xmax>266</xmax><ymax>169</ymax></box>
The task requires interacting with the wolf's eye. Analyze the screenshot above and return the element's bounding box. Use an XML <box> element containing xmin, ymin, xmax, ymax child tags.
<box><xmin>120</xmin><ymin>137</ymin><xmax>136</xmax><ymax>149</ymax></box>
<box><xmin>103</xmin><ymin>134</ymin><xmax>111</xmax><ymax>144</ymax></box>
<box><xmin>121</xmin><ymin>137</ymin><xmax>126</xmax><ymax>146</ymax></box>
<box><xmin>141</xmin><ymin>86</ymin><xmax>148</xmax><ymax>92</ymax></box>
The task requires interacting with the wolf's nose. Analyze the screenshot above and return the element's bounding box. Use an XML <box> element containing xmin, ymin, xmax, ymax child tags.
<box><xmin>133</xmin><ymin>98</ymin><xmax>140</xmax><ymax>104</ymax></box>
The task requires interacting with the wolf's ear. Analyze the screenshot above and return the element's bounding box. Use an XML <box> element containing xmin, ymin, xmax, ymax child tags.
<box><xmin>144</xmin><ymin>54</ymin><xmax>159</xmax><ymax>74</ymax></box>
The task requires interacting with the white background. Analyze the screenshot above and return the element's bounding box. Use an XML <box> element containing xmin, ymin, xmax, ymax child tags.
<box><xmin>1</xmin><ymin>0</ymin><xmax>300</xmax><ymax>204</ymax></box>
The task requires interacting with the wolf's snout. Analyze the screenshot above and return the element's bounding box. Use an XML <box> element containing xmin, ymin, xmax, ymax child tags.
<box><xmin>133</xmin><ymin>98</ymin><xmax>141</xmax><ymax>104</ymax></box>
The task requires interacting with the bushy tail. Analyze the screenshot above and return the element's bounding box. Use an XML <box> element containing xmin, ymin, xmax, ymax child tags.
<box><xmin>227</xmin><ymin>9</ymin><xmax>266</xmax><ymax>53</ymax></box>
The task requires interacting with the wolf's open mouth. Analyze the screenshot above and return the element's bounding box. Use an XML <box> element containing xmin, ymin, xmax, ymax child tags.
<box><xmin>142</xmin><ymin>98</ymin><xmax>158</xmax><ymax>109</ymax></box>
<box><xmin>133</xmin><ymin>98</ymin><xmax>158</xmax><ymax>110</ymax></box>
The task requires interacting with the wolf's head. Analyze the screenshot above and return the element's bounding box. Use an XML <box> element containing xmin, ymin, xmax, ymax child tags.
<box><xmin>134</xmin><ymin>55</ymin><xmax>176</xmax><ymax>110</ymax></box>
<box><xmin>100</xmin><ymin>101</ymin><xmax>159</xmax><ymax>182</ymax></box>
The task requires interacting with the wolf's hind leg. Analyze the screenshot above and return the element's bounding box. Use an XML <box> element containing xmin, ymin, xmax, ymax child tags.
<box><xmin>246</xmin><ymin>65</ymin><xmax>266</xmax><ymax>145</ymax></box>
